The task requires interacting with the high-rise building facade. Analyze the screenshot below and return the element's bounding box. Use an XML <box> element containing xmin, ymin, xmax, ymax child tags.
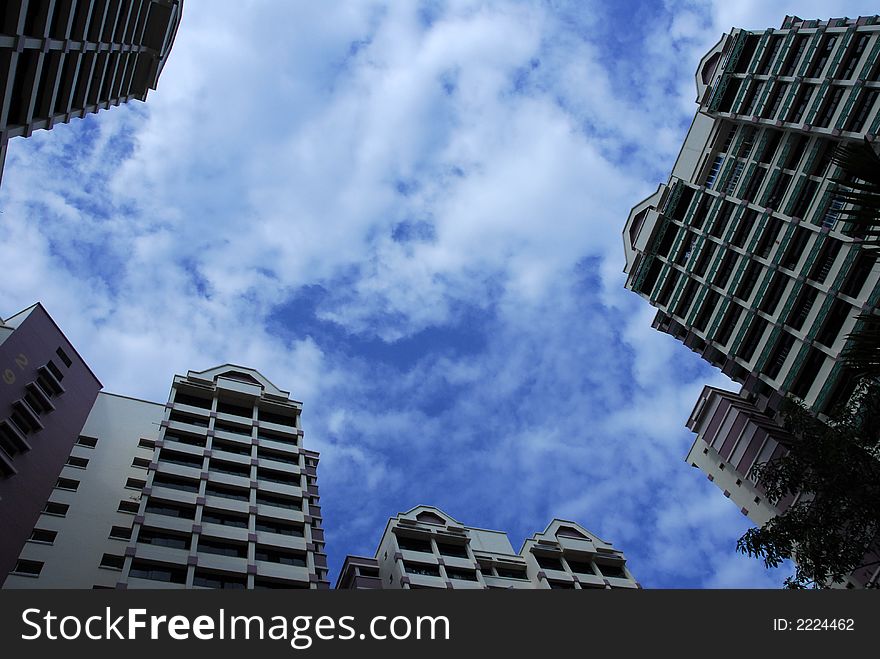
<box><xmin>336</xmin><ymin>506</ymin><xmax>638</xmax><ymax>590</ymax></box>
<box><xmin>0</xmin><ymin>0</ymin><xmax>183</xmax><ymax>184</ymax></box>
<box><xmin>1</xmin><ymin>305</ymin><xmax>328</xmax><ymax>589</ymax></box>
<box><xmin>622</xmin><ymin>15</ymin><xmax>880</xmax><ymax>588</ymax></box>
<box><xmin>0</xmin><ymin>303</ymin><xmax>101</xmax><ymax>581</ymax></box>
<box><xmin>624</xmin><ymin>14</ymin><xmax>880</xmax><ymax>417</ymax></box>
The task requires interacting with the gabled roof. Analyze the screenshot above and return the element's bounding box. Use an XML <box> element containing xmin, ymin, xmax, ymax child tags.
<box><xmin>186</xmin><ymin>364</ymin><xmax>290</xmax><ymax>397</ymax></box>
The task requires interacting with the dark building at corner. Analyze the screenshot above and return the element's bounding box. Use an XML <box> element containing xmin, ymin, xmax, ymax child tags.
<box><xmin>0</xmin><ymin>0</ymin><xmax>184</xmax><ymax>184</ymax></box>
<box><xmin>0</xmin><ymin>304</ymin><xmax>102</xmax><ymax>580</ymax></box>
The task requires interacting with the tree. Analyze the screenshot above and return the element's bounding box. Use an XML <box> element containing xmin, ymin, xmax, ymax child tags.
<box><xmin>736</xmin><ymin>137</ymin><xmax>880</xmax><ymax>588</ymax></box>
<box><xmin>736</xmin><ymin>382</ymin><xmax>880</xmax><ymax>588</ymax></box>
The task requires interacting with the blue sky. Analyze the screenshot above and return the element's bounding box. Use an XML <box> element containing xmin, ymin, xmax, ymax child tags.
<box><xmin>2</xmin><ymin>0</ymin><xmax>876</xmax><ymax>588</ymax></box>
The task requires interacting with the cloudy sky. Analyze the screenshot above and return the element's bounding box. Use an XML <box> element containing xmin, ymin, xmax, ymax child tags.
<box><xmin>2</xmin><ymin>0</ymin><xmax>876</xmax><ymax>588</ymax></box>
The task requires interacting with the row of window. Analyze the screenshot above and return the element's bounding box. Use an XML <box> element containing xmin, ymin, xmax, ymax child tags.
<box><xmin>0</xmin><ymin>355</ymin><xmax>69</xmax><ymax>475</ymax></box>
<box><xmin>171</xmin><ymin>389</ymin><xmax>298</xmax><ymax>428</ymax></box>
<box><xmin>730</xmin><ymin>30</ymin><xmax>878</xmax><ymax>84</ymax></box>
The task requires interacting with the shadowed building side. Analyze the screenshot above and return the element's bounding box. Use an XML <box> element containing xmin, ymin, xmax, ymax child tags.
<box><xmin>0</xmin><ymin>0</ymin><xmax>184</xmax><ymax>185</ymax></box>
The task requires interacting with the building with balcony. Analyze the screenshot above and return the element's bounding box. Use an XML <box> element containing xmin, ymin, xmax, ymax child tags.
<box><xmin>624</xmin><ymin>14</ymin><xmax>880</xmax><ymax>417</ymax></box>
<box><xmin>622</xmin><ymin>14</ymin><xmax>880</xmax><ymax>588</ymax></box>
<box><xmin>0</xmin><ymin>303</ymin><xmax>101</xmax><ymax>581</ymax></box>
<box><xmin>1</xmin><ymin>304</ymin><xmax>327</xmax><ymax>589</ymax></box>
<box><xmin>335</xmin><ymin>505</ymin><xmax>639</xmax><ymax>590</ymax></box>
<box><xmin>0</xmin><ymin>0</ymin><xmax>183</xmax><ymax>184</ymax></box>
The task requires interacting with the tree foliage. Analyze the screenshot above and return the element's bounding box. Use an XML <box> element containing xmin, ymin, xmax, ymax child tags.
<box><xmin>736</xmin><ymin>383</ymin><xmax>880</xmax><ymax>588</ymax></box>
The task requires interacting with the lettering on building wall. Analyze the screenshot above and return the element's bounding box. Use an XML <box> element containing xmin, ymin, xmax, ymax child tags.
<box><xmin>3</xmin><ymin>353</ymin><xmax>28</xmax><ymax>385</ymax></box>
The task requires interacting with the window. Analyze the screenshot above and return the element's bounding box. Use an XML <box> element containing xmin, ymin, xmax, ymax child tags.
<box><xmin>761</xmin><ymin>84</ymin><xmax>787</xmax><ymax>120</ymax></box>
<box><xmin>55</xmin><ymin>347</ymin><xmax>72</xmax><ymax>367</ymax></box>
<box><xmin>784</xmin><ymin>135</ymin><xmax>809</xmax><ymax>170</ymax></box>
<box><xmin>214</xmin><ymin>420</ymin><xmax>251</xmax><ymax>437</ymax></box>
<box><xmin>138</xmin><ymin>438</ymin><xmax>156</xmax><ymax>450</ymax></box>
<box><xmin>29</xmin><ymin>528</ymin><xmax>57</xmax><ymax>544</ymax></box>
<box><xmin>173</xmin><ymin>391</ymin><xmax>212</xmax><ymax>410</ymax></box>
<box><xmin>736</xmin><ymin>317</ymin><xmax>768</xmax><ymax>362</ymax></box>
<box><xmin>13</xmin><ymin>560</ymin><xmax>43</xmax><ymax>577</ymax></box>
<box><xmin>838</xmin><ymin>33</ymin><xmax>869</xmax><ymax>79</ymax></box>
<box><xmin>169</xmin><ymin>410</ymin><xmax>209</xmax><ymax>428</ymax></box>
<box><xmin>257</xmin><ymin>468</ymin><xmax>300</xmax><ymax>486</ymax></box>
<box><xmin>202</xmin><ymin>509</ymin><xmax>248</xmax><ymax>528</ymax></box>
<box><xmin>153</xmin><ymin>473</ymin><xmax>200</xmax><ymax>493</ymax></box>
<box><xmin>144</xmin><ymin>499</ymin><xmax>196</xmax><ymax>519</ymax></box>
<box><xmin>256</xmin><ymin>518</ymin><xmax>304</xmax><ymax>537</ymax></box>
<box><xmin>216</xmin><ymin>400</ymin><xmax>253</xmax><ymax>419</ymax></box>
<box><xmin>758</xmin><ymin>272</ymin><xmax>787</xmax><ymax>315</ymax></box>
<box><xmin>566</xmin><ymin>560</ymin><xmax>595</xmax><ymax>575</ymax></box>
<box><xmin>787</xmin><ymin>84</ymin><xmax>814</xmax><ymax>123</ymax></box>
<box><xmin>131</xmin><ymin>457</ymin><xmax>151</xmax><ymax>469</ymax></box>
<box><xmin>109</xmin><ymin>526</ymin><xmax>132</xmax><ymax>540</ymax></box>
<box><xmin>66</xmin><ymin>456</ymin><xmax>89</xmax><ymax>469</ymax></box>
<box><xmin>534</xmin><ymin>554</ymin><xmax>564</xmax><ymax>571</ymax></box>
<box><xmin>704</xmin><ymin>155</ymin><xmax>724</xmax><ymax>188</ymax></box>
<box><xmin>209</xmin><ymin>459</ymin><xmax>250</xmax><ymax>478</ymax></box>
<box><xmin>213</xmin><ymin>439</ymin><xmax>252</xmax><ymax>456</ymax></box>
<box><xmin>258</xmin><ymin>408</ymin><xmax>296</xmax><ymax>427</ymax></box>
<box><xmin>197</xmin><ymin>537</ymin><xmax>247</xmax><ymax>558</ymax></box>
<box><xmin>129</xmin><ymin>560</ymin><xmax>186</xmax><ymax>584</ymax></box>
<box><xmin>723</xmin><ymin>161</ymin><xmax>744</xmax><ymax>195</ymax></box>
<box><xmin>55</xmin><ymin>477</ymin><xmax>79</xmax><ymax>491</ymax></box>
<box><xmin>808</xmin><ymin>35</ymin><xmax>838</xmax><ymax>78</ymax></box>
<box><xmin>841</xmin><ymin>251</ymin><xmax>873</xmax><ymax>298</ymax></box>
<box><xmin>781</xmin><ymin>34</ymin><xmax>808</xmax><ymax>76</ymax></box>
<box><xmin>255</xmin><ymin>545</ymin><xmax>307</xmax><ymax>567</ymax></box>
<box><xmin>76</xmin><ymin>435</ymin><xmax>98</xmax><ymax>448</ymax></box>
<box><xmin>496</xmin><ymin>566</ymin><xmax>527</xmax><ymax>579</ymax></box>
<box><xmin>821</xmin><ymin>195</ymin><xmax>844</xmax><ymax>230</ymax></box>
<box><xmin>404</xmin><ymin>562</ymin><xmax>440</xmax><ymax>577</ymax></box>
<box><xmin>787</xmin><ymin>286</ymin><xmax>819</xmax><ymax>331</ymax></box>
<box><xmin>125</xmin><ymin>477</ymin><xmax>147</xmax><ymax>490</ymax></box>
<box><xmin>780</xmin><ymin>227</ymin><xmax>809</xmax><ymax>270</ymax></box>
<box><xmin>846</xmin><ymin>89</ymin><xmax>879</xmax><ymax>132</ymax></box>
<box><xmin>163</xmin><ymin>431</ymin><xmax>207</xmax><ymax>448</ymax></box>
<box><xmin>205</xmin><ymin>483</ymin><xmax>249</xmax><ymax>501</ymax></box>
<box><xmin>137</xmin><ymin>528</ymin><xmax>190</xmax><ymax>550</ymax></box>
<box><xmin>99</xmin><ymin>554</ymin><xmax>125</xmax><ymax>570</ymax></box>
<box><xmin>446</xmin><ymin>568</ymin><xmax>477</xmax><ymax>581</ymax></box>
<box><xmin>45</xmin><ymin>360</ymin><xmax>64</xmax><ymax>382</ymax></box>
<box><xmin>397</xmin><ymin>536</ymin><xmax>433</xmax><ymax>553</ymax></box>
<box><xmin>814</xmin><ymin>86</ymin><xmax>844</xmax><ymax>128</ymax></box>
<box><xmin>548</xmin><ymin>580</ymin><xmax>576</xmax><ymax>589</ymax></box>
<box><xmin>789</xmin><ymin>179</ymin><xmax>819</xmax><ymax>219</ymax></box>
<box><xmin>596</xmin><ymin>563</ymin><xmax>627</xmax><ymax>579</ymax></box>
<box><xmin>436</xmin><ymin>542</ymin><xmax>468</xmax><ymax>558</ymax></box>
<box><xmin>766</xmin><ymin>332</ymin><xmax>796</xmax><ymax>379</ymax></box>
<box><xmin>118</xmin><ymin>500</ymin><xmax>139</xmax><ymax>514</ymax></box>
<box><xmin>43</xmin><ymin>501</ymin><xmax>69</xmax><ymax>517</ymax></box>
<box><xmin>713</xmin><ymin>253</ymin><xmax>737</xmax><ymax>289</ymax></box>
<box><xmin>193</xmin><ymin>570</ymin><xmax>246</xmax><ymax>589</ymax></box>
<box><xmin>256</xmin><ymin>491</ymin><xmax>301</xmax><ymax>510</ymax></box>
<box><xmin>756</xmin><ymin>35</ymin><xmax>783</xmax><ymax>75</ymax></box>
<box><xmin>257</xmin><ymin>446</ymin><xmax>297</xmax><ymax>465</ymax></box>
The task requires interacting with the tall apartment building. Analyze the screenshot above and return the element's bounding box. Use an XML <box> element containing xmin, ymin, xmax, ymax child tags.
<box><xmin>622</xmin><ymin>15</ymin><xmax>880</xmax><ymax>588</ymax></box>
<box><xmin>0</xmin><ymin>303</ymin><xmax>101</xmax><ymax>580</ymax></box>
<box><xmin>1</xmin><ymin>304</ymin><xmax>328</xmax><ymax>589</ymax></box>
<box><xmin>0</xmin><ymin>0</ymin><xmax>183</xmax><ymax>184</ymax></box>
<box><xmin>336</xmin><ymin>506</ymin><xmax>638</xmax><ymax>590</ymax></box>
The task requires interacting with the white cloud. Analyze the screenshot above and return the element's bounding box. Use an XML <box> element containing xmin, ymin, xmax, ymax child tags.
<box><xmin>7</xmin><ymin>0</ymin><xmax>862</xmax><ymax>587</ymax></box>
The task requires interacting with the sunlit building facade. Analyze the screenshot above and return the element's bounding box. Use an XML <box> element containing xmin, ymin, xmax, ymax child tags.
<box><xmin>623</xmin><ymin>14</ymin><xmax>880</xmax><ymax>588</ymax></box>
<box><xmin>1</xmin><ymin>304</ymin><xmax>327</xmax><ymax>589</ymax></box>
<box><xmin>336</xmin><ymin>505</ymin><xmax>639</xmax><ymax>590</ymax></box>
